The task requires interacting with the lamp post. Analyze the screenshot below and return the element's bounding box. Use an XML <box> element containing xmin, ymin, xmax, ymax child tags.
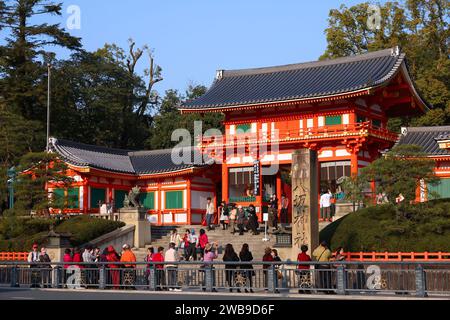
<box><xmin>46</xmin><ymin>63</ymin><xmax>51</xmax><ymax>152</ymax></box>
<box><xmin>7</xmin><ymin>166</ymin><xmax>16</xmax><ymax>209</ymax></box>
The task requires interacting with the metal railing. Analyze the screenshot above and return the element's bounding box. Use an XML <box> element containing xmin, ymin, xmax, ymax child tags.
<box><xmin>0</xmin><ymin>261</ymin><xmax>449</xmax><ymax>297</ymax></box>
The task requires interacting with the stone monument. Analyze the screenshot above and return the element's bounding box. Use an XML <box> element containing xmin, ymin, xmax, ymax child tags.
<box><xmin>290</xmin><ymin>149</ymin><xmax>319</xmax><ymax>259</ymax></box>
<box><xmin>46</xmin><ymin>227</ymin><xmax>72</xmax><ymax>263</ymax></box>
<box><xmin>119</xmin><ymin>186</ymin><xmax>151</xmax><ymax>248</ymax></box>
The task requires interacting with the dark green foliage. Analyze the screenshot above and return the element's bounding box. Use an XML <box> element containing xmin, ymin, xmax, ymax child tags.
<box><xmin>14</xmin><ymin>152</ymin><xmax>74</xmax><ymax>214</ymax></box>
<box><xmin>0</xmin><ymin>215</ymin><xmax>124</xmax><ymax>251</ymax></box>
<box><xmin>320</xmin><ymin>200</ymin><xmax>450</xmax><ymax>252</ymax></box>
<box><xmin>148</xmin><ymin>85</ymin><xmax>224</xmax><ymax>149</ymax></box>
<box><xmin>360</xmin><ymin>144</ymin><xmax>438</xmax><ymax>203</ymax></box>
<box><xmin>322</xmin><ymin>0</ymin><xmax>450</xmax><ymax>125</ymax></box>
<box><xmin>54</xmin><ymin>216</ymin><xmax>125</xmax><ymax>247</ymax></box>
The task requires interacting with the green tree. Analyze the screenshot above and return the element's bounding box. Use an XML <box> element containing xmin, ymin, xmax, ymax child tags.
<box><xmin>341</xmin><ymin>175</ymin><xmax>370</xmax><ymax>212</ymax></box>
<box><xmin>321</xmin><ymin>1</ymin><xmax>449</xmax><ymax>127</ymax></box>
<box><xmin>0</xmin><ymin>0</ymin><xmax>82</xmax><ymax>120</ymax></box>
<box><xmin>360</xmin><ymin>144</ymin><xmax>438</xmax><ymax>203</ymax></box>
<box><xmin>13</xmin><ymin>152</ymin><xmax>74</xmax><ymax>216</ymax></box>
<box><xmin>0</xmin><ymin>103</ymin><xmax>42</xmax><ymax>212</ymax></box>
<box><xmin>147</xmin><ymin>85</ymin><xmax>224</xmax><ymax>150</ymax></box>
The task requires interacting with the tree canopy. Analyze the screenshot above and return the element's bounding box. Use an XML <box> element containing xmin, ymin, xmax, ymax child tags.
<box><xmin>360</xmin><ymin>144</ymin><xmax>438</xmax><ymax>203</ymax></box>
<box><xmin>321</xmin><ymin>0</ymin><xmax>449</xmax><ymax>129</ymax></box>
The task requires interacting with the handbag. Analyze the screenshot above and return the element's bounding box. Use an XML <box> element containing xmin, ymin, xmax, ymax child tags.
<box><xmin>201</xmin><ymin>218</ymin><xmax>207</xmax><ymax>226</ymax></box>
<box><xmin>277</xmin><ymin>270</ymin><xmax>283</xmax><ymax>280</ymax></box>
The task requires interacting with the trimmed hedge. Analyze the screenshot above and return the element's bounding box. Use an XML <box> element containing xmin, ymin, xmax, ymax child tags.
<box><xmin>320</xmin><ymin>200</ymin><xmax>450</xmax><ymax>252</ymax></box>
<box><xmin>0</xmin><ymin>216</ymin><xmax>125</xmax><ymax>251</ymax></box>
<box><xmin>55</xmin><ymin>216</ymin><xmax>125</xmax><ymax>247</ymax></box>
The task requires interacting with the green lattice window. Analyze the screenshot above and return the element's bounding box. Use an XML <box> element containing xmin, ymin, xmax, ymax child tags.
<box><xmin>52</xmin><ymin>189</ymin><xmax>65</xmax><ymax>207</ymax></box>
<box><xmin>165</xmin><ymin>191</ymin><xmax>183</xmax><ymax>209</ymax></box>
<box><xmin>67</xmin><ymin>188</ymin><xmax>79</xmax><ymax>209</ymax></box>
<box><xmin>236</xmin><ymin>123</ymin><xmax>251</xmax><ymax>133</ymax></box>
<box><xmin>372</xmin><ymin>119</ymin><xmax>382</xmax><ymax>128</ymax></box>
<box><xmin>428</xmin><ymin>179</ymin><xmax>450</xmax><ymax>200</ymax></box>
<box><xmin>114</xmin><ymin>190</ymin><xmax>127</xmax><ymax>209</ymax></box>
<box><xmin>90</xmin><ymin>188</ymin><xmax>106</xmax><ymax>208</ymax></box>
<box><xmin>325</xmin><ymin>115</ymin><xmax>342</xmax><ymax>126</ymax></box>
<box><xmin>52</xmin><ymin>188</ymin><xmax>79</xmax><ymax>208</ymax></box>
<box><xmin>140</xmin><ymin>192</ymin><xmax>155</xmax><ymax>210</ymax></box>
<box><xmin>357</xmin><ymin>115</ymin><xmax>366</xmax><ymax>123</ymax></box>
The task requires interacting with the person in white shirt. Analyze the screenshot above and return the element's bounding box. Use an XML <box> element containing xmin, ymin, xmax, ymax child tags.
<box><xmin>320</xmin><ymin>189</ymin><xmax>333</xmax><ymax>221</ymax></box>
<box><xmin>27</xmin><ymin>243</ymin><xmax>41</xmax><ymax>288</ymax></box>
<box><xmin>169</xmin><ymin>229</ymin><xmax>182</xmax><ymax>250</ymax></box>
<box><xmin>205</xmin><ymin>197</ymin><xmax>215</xmax><ymax>231</ymax></box>
<box><xmin>187</xmin><ymin>229</ymin><xmax>199</xmax><ymax>261</ymax></box>
<box><xmin>165</xmin><ymin>242</ymin><xmax>182</xmax><ymax>291</ymax></box>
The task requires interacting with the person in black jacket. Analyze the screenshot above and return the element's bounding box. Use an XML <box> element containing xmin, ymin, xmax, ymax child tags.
<box><xmin>39</xmin><ymin>247</ymin><xmax>52</xmax><ymax>288</ymax></box>
<box><xmin>223</xmin><ymin>244</ymin><xmax>240</xmax><ymax>292</ymax></box>
<box><xmin>246</xmin><ymin>204</ymin><xmax>259</xmax><ymax>235</ymax></box>
<box><xmin>239</xmin><ymin>243</ymin><xmax>255</xmax><ymax>293</ymax></box>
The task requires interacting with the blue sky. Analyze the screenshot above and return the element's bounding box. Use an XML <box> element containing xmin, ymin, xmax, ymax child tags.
<box><xmin>31</xmin><ymin>0</ymin><xmax>388</xmax><ymax>95</ymax></box>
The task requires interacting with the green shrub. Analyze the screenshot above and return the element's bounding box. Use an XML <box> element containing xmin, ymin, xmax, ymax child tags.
<box><xmin>320</xmin><ymin>200</ymin><xmax>450</xmax><ymax>252</ymax></box>
<box><xmin>0</xmin><ymin>216</ymin><xmax>124</xmax><ymax>251</ymax></box>
<box><xmin>55</xmin><ymin>216</ymin><xmax>125</xmax><ymax>247</ymax></box>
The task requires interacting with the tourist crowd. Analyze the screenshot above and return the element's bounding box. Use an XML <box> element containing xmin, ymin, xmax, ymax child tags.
<box><xmin>25</xmin><ymin>219</ymin><xmax>353</xmax><ymax>293</ymax></box>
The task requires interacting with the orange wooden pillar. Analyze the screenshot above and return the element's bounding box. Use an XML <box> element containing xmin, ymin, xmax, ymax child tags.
<box><xmin>350</xmin><ymin>150</ymin><xmax>359</xmax><ymax>176</ymax></box>
<box><xmin>222</xmin><ymin>163</ymin><xmax>229</xmax><ymax>203</ymax></box>
<box><xmin>187</xmin><ymin>178</ymin><xmax>192</xmax><ymax>225</ymax></box>
<box><xmin>83</xmin><ymin>181</ymin><xmax>89</xmax><ymax>214</ymax></box>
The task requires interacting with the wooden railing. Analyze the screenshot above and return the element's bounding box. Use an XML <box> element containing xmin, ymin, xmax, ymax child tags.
<box><xmin>199</xmin><ymin>122</ymin><xmax>399</xmax><ymax>149</ymax></box>
<box><xmin>0</xmin><ymin>252</ymin><xmax>28</xmax><ymax>261</ymax></box>
<box><xmin>2</xmin><ymin>251</ymin><xmax>450</xmax><ymax>262</ymax></box>
<box><xmin>333</xmin><ymin>252</ymin><xmax>450</xmax><ymax>262</ymax></box>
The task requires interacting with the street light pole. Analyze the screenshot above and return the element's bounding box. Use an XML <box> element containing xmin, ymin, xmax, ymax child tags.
<box><xmin>7</xmin><ymin>167</ymin><xmax>15</xmax><ymax>210</ymax></box>
<box><xmin>46</xmin><ymin>63</ymin><xmax>51</xmax><ymax>152</ymax></box>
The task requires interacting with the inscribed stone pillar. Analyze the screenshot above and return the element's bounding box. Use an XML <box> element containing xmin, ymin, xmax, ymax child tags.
<box><xmin>291</xmin><ymin>149</ymin><xmax>319</xmax><ymax>257</ymax></box>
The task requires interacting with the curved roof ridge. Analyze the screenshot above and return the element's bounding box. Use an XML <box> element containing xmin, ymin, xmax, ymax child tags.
<box><xmin>49</xmin><ymin>138</ymin><xmax>211</xmax><ymax>175</ymax></box>
<box><xmin>405</xmin><ymin>126</ymin><xmax>450</xmax><ymax>132</ymax></box>
<box><xmin>54</xmin><ymin>138</ymin><xmax>131</xmax><ymax>155</ymax></box>
<box><xmin>221</xmin><ymin>48</ymin><xmax>397</xmax><ymax>78</ymax></box>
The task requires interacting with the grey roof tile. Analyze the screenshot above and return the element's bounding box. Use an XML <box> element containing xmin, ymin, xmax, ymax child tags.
<box><xmin>180</xmin><ymin>48</ymin><xmax>405</xmax><ymax>110</ymax></box>
<box><xmin>49</xmin><ymin>138</ymin><xmax>211</xmax><ymax>175</ymax></box>
<box><xmin>396</xmin><ymin>126</ymin><xmax>450</xmax><ymax>156</ymax></box>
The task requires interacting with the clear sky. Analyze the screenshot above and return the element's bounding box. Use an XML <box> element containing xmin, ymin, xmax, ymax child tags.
<box><xmin>36</xmin><ymin>0</ymin><xmax>389</xmax><ymax>95</ymax></box>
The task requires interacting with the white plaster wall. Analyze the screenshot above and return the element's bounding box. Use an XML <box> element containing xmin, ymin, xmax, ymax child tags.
<box><xmin>191</xmin><ymin>191</ymin><xmax>214</xmax><ymax>210</ymax></box>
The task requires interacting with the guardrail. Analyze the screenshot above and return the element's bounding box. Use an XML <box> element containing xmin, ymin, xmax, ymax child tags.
<box><xmin>0</xmin><ymin>261</ymin><xmax>449</xmax><ymax>297</ymax></box>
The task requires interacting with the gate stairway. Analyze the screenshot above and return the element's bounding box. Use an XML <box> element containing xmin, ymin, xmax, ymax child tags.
<box><xmin>134</xmin><ymin>225</ymin><xmax>278</xmax><ymax>262</ymax></box>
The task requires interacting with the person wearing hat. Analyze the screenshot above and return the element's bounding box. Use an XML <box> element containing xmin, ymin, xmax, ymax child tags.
<box><xmin>27</xmin><ymin>243</ymin><xmax>41</xmax><ymax>288</ymax></box>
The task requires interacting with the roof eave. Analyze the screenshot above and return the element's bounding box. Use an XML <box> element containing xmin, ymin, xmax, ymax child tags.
<box><xmin>178</xmin><ymin>88</ymin><xmax>374</xmax><ymax>114</ymax></box>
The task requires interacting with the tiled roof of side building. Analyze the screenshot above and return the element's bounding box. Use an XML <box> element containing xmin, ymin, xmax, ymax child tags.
<box><xmin>49</xmin><ymin>138</ymin><xmax>211</xmax><ymax>175</ymax></box>
<box><xmin>180</xmin><ymin>47</ymin><xmax>415</xmax><ymax>111</ymax></box>
<box><xmin>396</xmin><ymin>126</ymin><xmax>450</xmax><ymax>156</ymax></box>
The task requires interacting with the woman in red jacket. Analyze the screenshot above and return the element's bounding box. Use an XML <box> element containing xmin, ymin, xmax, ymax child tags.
<box><xmin>152</xmin><ymin>246</ymin><xmax>165</xmax><ymax>290</ymax></box>
<box><xmin>297</xmin><ymin>245</ymin><xmax>312</xmax><ymax>294</ymax></box>
<box><xmin>198</xmin><ymin>229</ymin><xmax>209</xmax><ymax>259</ymax></box>
<box><xmin>106</xmin><ymin>245</ymin><xmax>120</xmax><ymax>289</ymax></box>
<box><xmin>72</xmin><ymin>247</ymin><xmax>83</xmax><ymax>269</ymax></box>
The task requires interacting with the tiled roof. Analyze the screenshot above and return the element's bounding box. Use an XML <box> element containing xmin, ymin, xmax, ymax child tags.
<box><xmin>396</xmin><ymin>126</ymin><xmax>450</xmax><ymax>156</ymax></box>
<box><xmin>49</xmin><ymin>138</ymin><xmax>211</xmax><ymax>175</ymax></box>
<box><xmin>180</xmin><ymin>47</ymin><xmax>408</xmax><ymax>111</ymax></box>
